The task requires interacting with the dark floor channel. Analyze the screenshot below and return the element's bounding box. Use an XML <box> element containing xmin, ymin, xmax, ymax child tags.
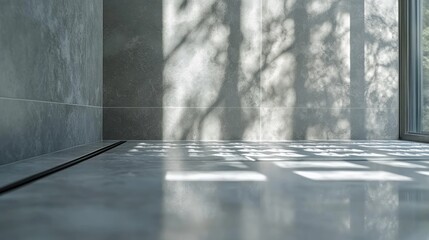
<box><xmin>0</xmin><ymin>141</ymin><xmax>126</xmax><ymax>195</ymax></box>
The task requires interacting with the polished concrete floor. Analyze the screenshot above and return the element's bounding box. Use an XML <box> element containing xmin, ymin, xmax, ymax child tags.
<box><xmin>2</xmin><ymin>140</ymin><xmax>429</xmax><ymax>239</ymax></box>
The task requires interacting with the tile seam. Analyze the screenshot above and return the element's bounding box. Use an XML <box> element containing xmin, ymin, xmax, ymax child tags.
<box><xmin>0</xmin><ymin>97</ymin><xmax>102</xmax><ymax>108</ymax></box>
<box><xmin>103</xmin><ymin>106</ymin><xmax>399</xmax><ymax>110</ymax></box>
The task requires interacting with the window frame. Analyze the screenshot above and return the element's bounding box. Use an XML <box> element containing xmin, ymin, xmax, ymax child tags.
<box><xmin>400</xmin><ymin>0</ymin><xmax>429</xmax><ymax>142</ymax></box>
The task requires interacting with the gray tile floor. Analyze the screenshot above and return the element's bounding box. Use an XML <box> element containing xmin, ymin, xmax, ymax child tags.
<box><xmin>2</xmin><ymin>140</ymin><xmax>429</xmax><ymax>240</ymax></box>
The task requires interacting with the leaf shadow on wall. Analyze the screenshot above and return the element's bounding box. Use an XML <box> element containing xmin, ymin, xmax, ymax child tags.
<box><xmin>163</xmin><ymin>0</ymin><xmax>398</xmax><ymax>140</ymax></box>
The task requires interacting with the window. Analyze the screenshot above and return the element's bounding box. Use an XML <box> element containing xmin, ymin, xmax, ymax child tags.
<box><xmin>401</xmin><ymin>0</ymin><xmax>429</xmax><ymax>142</ymax></box>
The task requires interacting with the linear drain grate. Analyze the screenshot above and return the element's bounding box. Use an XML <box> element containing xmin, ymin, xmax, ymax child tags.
<box><xmin>0</xmin><ymin>141</ymin><xmax>126</xmax><ymax>195</ymax></box>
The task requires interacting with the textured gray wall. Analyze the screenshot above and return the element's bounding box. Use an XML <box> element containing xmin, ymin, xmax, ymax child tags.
<box><xmin>104</xmin><ymin>0</ymin><xmax>398</xmax><ymax>140</ymax></box>
<box><xmin>0</xmin><ymin>0</ymin><xmax>103</xmax><ymax>164</ymax></box>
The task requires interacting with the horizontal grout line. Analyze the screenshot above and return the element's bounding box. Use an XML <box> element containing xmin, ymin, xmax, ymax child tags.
<box><xmin>0</xmin><ymin>96</ymin><xmax>102</xmax><ymax>108</ymax></box>
<box><xmin>104</xmin><ymin>107</ymin><xmax>260</xmax><ymax>109</ymax></box>
<box><xmin>104</xmin><ymin>139</ymin><xmax>403</xmax><ymax>142</ymax></box>
<box><xmin>0</xmin><ymin>141</ymin><xmax>126</xmax><ymax>196</ymax></box>
<box><xmin>103</xmin><ymin>106</ymin><xmax>399</xmax><ymax>110</ymax></box>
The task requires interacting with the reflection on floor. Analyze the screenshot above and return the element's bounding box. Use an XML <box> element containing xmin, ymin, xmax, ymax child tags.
<box><xmin>1</xmin><ymin>140</ymin><xmax>429</xmax><ymax>239</ymax></box>
<box><xmin>119</xmin><ymin>140</ymin><xmax>429</xmax><ymax>161</ymax></box>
